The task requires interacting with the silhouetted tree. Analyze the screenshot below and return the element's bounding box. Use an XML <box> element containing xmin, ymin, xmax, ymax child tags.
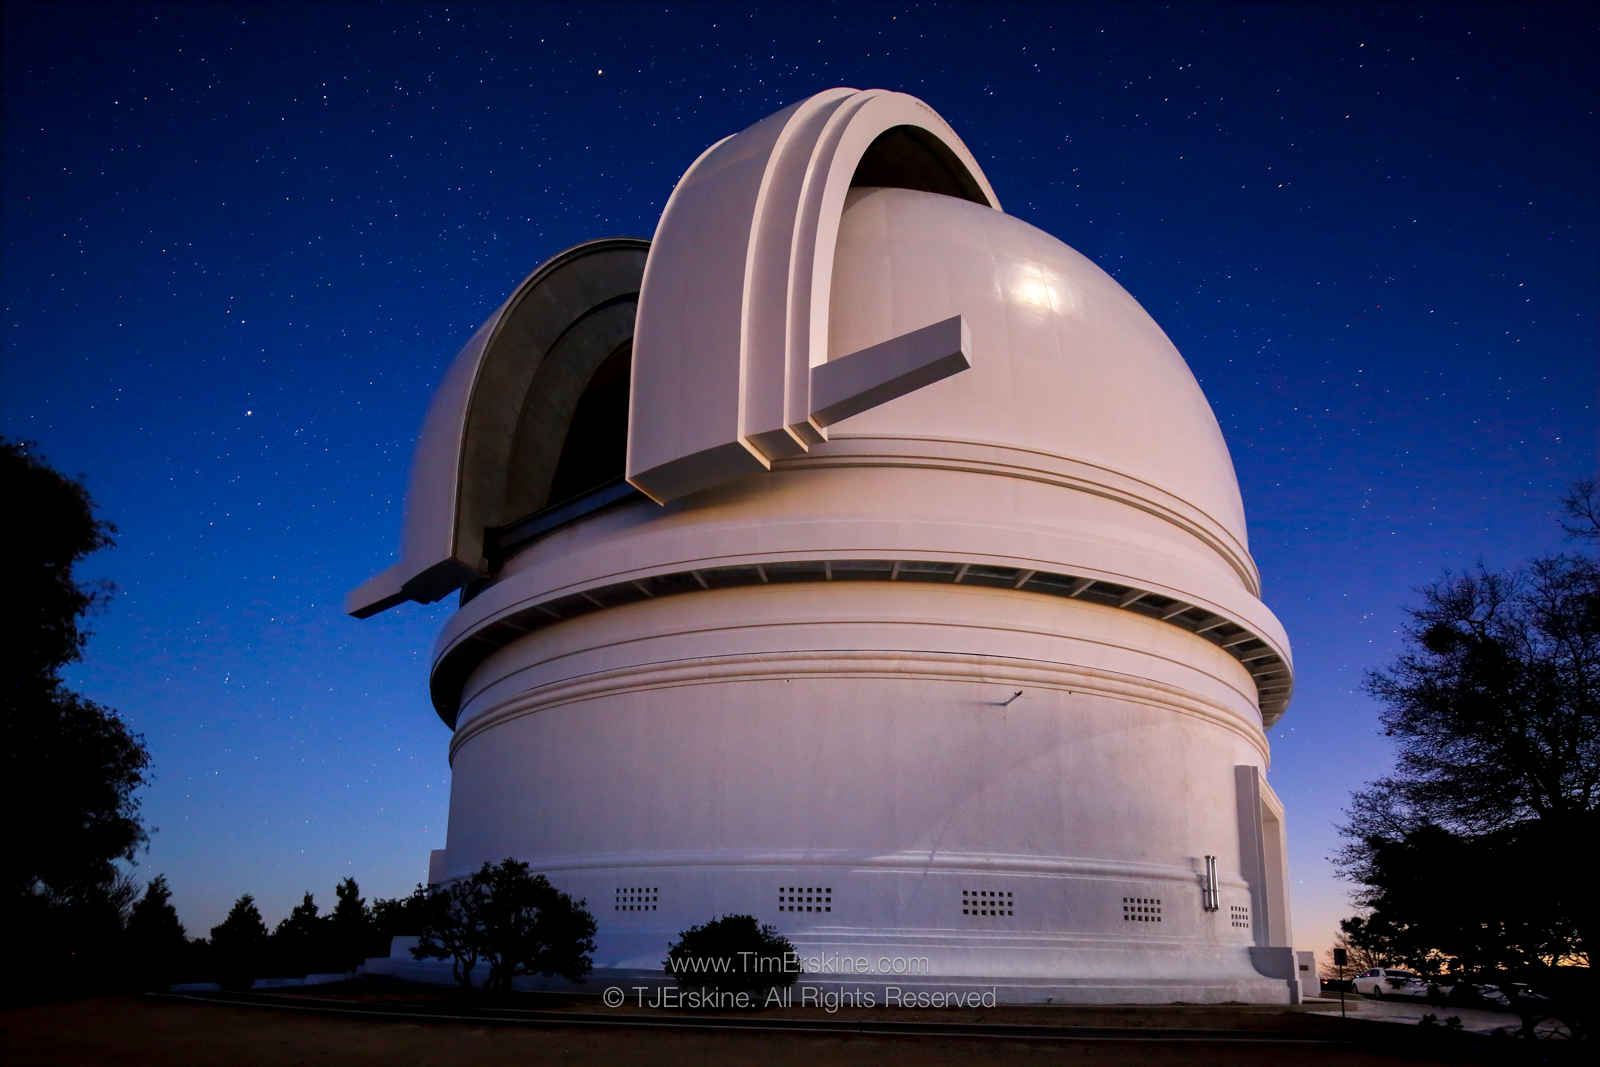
<box><xmin>210</xmin><ymin>895</ymin><xmax>269</xmax><ymax>991</ymax></box>
<box><xmin>664</xmin><ymin>914</ymin><xmax>799</xmax><ymax>999</ymax></box>
<box><xmin>2</xmin><ymin>438</ymin><xmax>151</xmax><ymax>993</ymax></box>
<box><xmin>126</xmin><ymin>875</ymin><xmax>187</xmax><ymax>988</ymax></box>
<box><xmin>329</xmin><ymin>877</ymin><xmax>372</xmax><ymax>972</ymax></box>
<box><xmin>183</xmin><ymin>936</ymin><xmax>214</xmax><ymax>984</ymax></box>
<box><xmin>1347</xmin><ymin>826</ymin><xmax>1582</xmax><ymax>976</ymax></box>
<box><xmin>1340</xmin><ymin>481</ymin><xmax>1598</xmax><ymax>975</ymax></box>
<box><xmin>1560</xmin><ymin>479</ymin><xmax>1599</xmax><ymax>543</ymax></box>
<box><xmin>413</xmin><ymin>860</ymin><xmax>596</xmax><ymax>993</ymax></box>
<box><xmin>272</xmin><ymin>892</ymin><xmax>322</xmax><ymax>977</ymax></box>
<box><xmin>370</xmin><ymin>886</ymin><xmax>428</xmax><ymax>959</ymax></box>
<box><xmin>413</xmin><ymin>879</ymin><xmax>482</xmax><ymax>989</ymax></box>
<box><xmin>1319</xmin><ymin>922</ymin><xmax>1383</xmax><ymax>980</ymax></box>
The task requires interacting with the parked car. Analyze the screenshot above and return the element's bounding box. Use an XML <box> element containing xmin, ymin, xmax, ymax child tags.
<box><xmin>1352</xmin><ymin>967</ymin><xmax>1423</xmax><ymax>997</ymax></box>
<box><xmin>1473</xmin><ymin>982</ymin><xmax>1550</xmax><ymax>1008</ymax></box>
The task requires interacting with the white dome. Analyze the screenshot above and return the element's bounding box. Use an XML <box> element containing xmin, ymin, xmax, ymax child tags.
<box><xmin>829</xmin><ymin>186</ymin><xmax>1250</xmax><ymax>567</ymax></box>
<box><xmin>352</xmin><ymin>90</ymin><xmax>1304</xmax><ymax>1004</ymax></box>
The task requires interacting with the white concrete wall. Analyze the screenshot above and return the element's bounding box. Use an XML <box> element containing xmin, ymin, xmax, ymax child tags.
<box><xmin>439</xmin><ymin>582</ymin><xmax>1287</xmax><ymax>997</ymax></box>
<box><xmin>424</xmin><ymin>187</ymin><xmax>1296</xmax><ymax>1001</ymax></box>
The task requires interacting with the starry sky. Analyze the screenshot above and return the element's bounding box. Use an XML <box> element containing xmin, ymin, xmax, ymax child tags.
<box><xmin>3</xmin><ymin>2</ymin><xmax>1595</xmax><ymax>955</ymax></box>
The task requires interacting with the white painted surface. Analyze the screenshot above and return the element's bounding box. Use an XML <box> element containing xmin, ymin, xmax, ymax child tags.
<box><xmin>1297</xmin><ymin>950</ymin><xmax>1322</xmax><ymax>997</ymax></box>
<box><xmin>363</xmin><ymin>91</ymin><xmax>1301</xmax><ymax>1001</ymax></box>
<box><xmin>808</xmin><ymin>314</ymin><xmax>970</xmax><ymax>428</ymax></box>
<box><xmin>626</xmin><ymin>88</ymin><xmax>999</xmax><ymax>502</ymax></box>
<box><xmin>347</xmin><ymin>240</ymin><xmax>647</xmax><ymax>617</ymax></box>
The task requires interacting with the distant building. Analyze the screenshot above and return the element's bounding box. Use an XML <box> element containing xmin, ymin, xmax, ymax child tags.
<box><xmin>351</xmin><ymin>89</ymin><xmax>1301</xmax><ymax>1002</ymax></box>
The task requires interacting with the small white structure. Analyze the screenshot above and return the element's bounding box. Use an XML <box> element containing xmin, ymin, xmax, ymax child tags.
<box><xmin>351</xmin><ymin>89</ymin><xmax>1300</xmax><ymax>1003</ymax></box>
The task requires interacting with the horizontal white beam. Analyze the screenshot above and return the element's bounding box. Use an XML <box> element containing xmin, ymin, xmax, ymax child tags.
<box><xmin>809</xmin><ymin>315</ymin><xmax>971</xmax><ymax>428</ymax></box>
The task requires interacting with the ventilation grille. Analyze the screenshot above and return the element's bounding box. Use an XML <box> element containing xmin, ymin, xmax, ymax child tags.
<box><xmin>962</xmin><ymin>889</ymin><xmax>1014</xmax><ymax>917</ymax></box>
<box><xmin>1230</xmin><ymin>904</ymin><xmax>1250</xmax><ymax>929</ymax></box>
<box><xmin>615</xmin><ymin>886</ymin><xmax>658</xmax><ymax>912</ymax></box>
<box><xmin>778</xmin><ymin>886</ymin><xmax>831</xmax><ymax>913</ymax></box>
<box><xmin>1123</xmin><ymin>896</ymin><xmax>1163</xmax><ymax>923</ymax></box>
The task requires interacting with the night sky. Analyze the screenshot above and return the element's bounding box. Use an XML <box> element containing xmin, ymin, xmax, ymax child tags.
<box><xmin>3</xmin><ymin>2</ymin><xmax>1595</xmax><ymax>956</ymax></box>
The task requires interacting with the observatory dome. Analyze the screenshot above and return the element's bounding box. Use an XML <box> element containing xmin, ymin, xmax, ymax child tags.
<box><xmin>829</xmin><ymin>186</ymin><xmax>1249</xmax><ymax>557</ymax></box>
<box><xmin>352</xmin><ymin>87</ymin><xmax>1301</xmax><ymax>1004</ymax></box>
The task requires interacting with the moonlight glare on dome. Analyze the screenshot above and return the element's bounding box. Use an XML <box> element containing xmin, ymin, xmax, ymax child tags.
<box><xmin>1</xmin><ymin>1</ymin><xmax>1593</xmax><ymax>983</ymax></box>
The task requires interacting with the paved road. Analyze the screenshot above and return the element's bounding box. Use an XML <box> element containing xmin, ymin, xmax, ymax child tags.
<box><xmin>1307</xmin><ymin>995</ymin><xmax>1563</xmax><ymax>1038</ymax></box>
<box><xmin>159</xmin><ymin>991</ymin><xmax>1350</xmax><ymax>1046</ymax></box>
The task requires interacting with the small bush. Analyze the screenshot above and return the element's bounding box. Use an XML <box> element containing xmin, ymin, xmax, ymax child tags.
<box><xmin>663</xmin><ymin>914</ymin><xmax>799</xmax><ymax>999</ymax></box>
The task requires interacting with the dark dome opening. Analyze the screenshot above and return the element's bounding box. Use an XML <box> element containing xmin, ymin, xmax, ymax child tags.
<box><xmin>850</xmin><ymin>125</ymin><xmax>990</xmax><ymax>206</ymax></box>
<box><xmin>546</xmin><ymin>340</ymin><xmax>632</xmax><ymax>505</ymax></box>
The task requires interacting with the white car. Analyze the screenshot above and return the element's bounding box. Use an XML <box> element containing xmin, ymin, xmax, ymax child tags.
<box><xmin>1352</xmin><ymin>967</ymin><xmax>1423</xmax><ymax>997</ymax></box>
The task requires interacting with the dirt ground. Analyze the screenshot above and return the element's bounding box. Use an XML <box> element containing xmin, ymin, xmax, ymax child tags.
<box><xmin>0</xmin><ymin>995</ymin><xmax>1550</xmax><ymax>1066</ymax></box>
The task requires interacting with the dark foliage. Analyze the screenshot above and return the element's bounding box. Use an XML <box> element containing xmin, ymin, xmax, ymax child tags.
<box><xmin>1320</xmin><ymin>922</ymin><xmax>1383</xmax><ymax>979</ymax></box>
<box><xmin>663</xmin><ymin>914</ymin><xmax>799</xmax><ymax>998</ymax></box>
<box><xmin>181</xmin><ymin>936</ymin><xmax>214</xmax><ymax>983</ymax></box>
<box><xmin>413</xmin><ymin>879</ymin><xmax>481</xmax><ymax>989</ymax></box>
<box><xmin>2</xmin><ymin>438</ymin><xmax>151</xmax><ymax>996</ymax></box>
<box><xmin>126</xmin><ymin>875</ymin><xmax>188</xmax><ymax>988</ymax></box>
<box><xmin>328</xmin><ymin>877</ymin><xmax>373</xmax><ymax>972</ymax></box>
<box><xmin>1343</xmin><ymin>825</ymin><xmax>1583</xmax><ymax>976</ymax></box>
<box><xmin>370</xmin><ymin>886</ymin><xmax>428</xmax><ymax>959</ymax></box>
<box><xmin>265</xmin><ymin>878</ymin><xmax>418</xmax><ymax>978</ymax></box>
<box><xmin>2</xmin><ymin>437</ymin><xmax>116</xmax><ymax>689</ymax></box>
<box><xmin>210</xmin><ymin>895</ymin><xmax>269</xmax><ymax>991</ymax></box>
<box><xmin>270</xmin><ymin>892</ymin><xmax>326</xmax><ymax>977</ymax></box>
<box><xmin>412</xmin><ymin>859</ymin><xmax>596</xmax><ymax>994</ymax></box>
<box><xmin>1338</xmin><ymin>482</ymin><xmax>1596</xmax><ymax>1031</ymax></box>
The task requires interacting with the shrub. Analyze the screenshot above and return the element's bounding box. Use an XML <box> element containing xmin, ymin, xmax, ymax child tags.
<box><xmin>663</xmin><ymin>914</ymin><xmax>799</xmax><ymax>998</ymax></box>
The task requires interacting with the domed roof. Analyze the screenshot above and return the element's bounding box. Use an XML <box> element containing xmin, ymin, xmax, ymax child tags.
<box><xmin>349</xmin><ymin>88</ymin><xmax>1291</xmax><ymax>727</ymax></box>
<box><xmin>827</xmin><ymin>186</ymin><xmax>1250</xmax><ymax>560</ymax></box>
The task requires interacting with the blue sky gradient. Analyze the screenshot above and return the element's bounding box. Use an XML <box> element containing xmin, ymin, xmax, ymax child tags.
<box><xmin>3</xmin><ymin>2</ymin><xmax>1594</xmax><ymax>953</ymax></box>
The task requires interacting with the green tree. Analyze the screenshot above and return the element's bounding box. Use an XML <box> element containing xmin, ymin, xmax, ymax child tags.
<box><xmin>1340</xmin><ymin>482</ymin><xmax>1599</xmax><ymax>975</ymax></box>
<box><xmin>2</xmin><ymin>438</ymin><xmax>151</xmax><ymax>991</ymax></box>
<box><xmin>126</xmin><ymin>875</ymin><xmax>188</xmax><ymax>988</ymax></box>
<box><xmin>210</xmin><ymin>895</ymin><xmax>269</xmax><ymax>991</ymax></box>
<box><xmin>412</xmin><ymin>859</ymin><xmax>596</xmax><ymax>994</ymax></box>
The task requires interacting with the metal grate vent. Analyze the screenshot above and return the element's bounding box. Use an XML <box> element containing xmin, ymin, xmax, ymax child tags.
<box><xmin>438</xmin><ymin>557</ymin><xmax>1294</xmax><ymax>731</ymax></box>
<box><xmin>1230</xmin><ymin>904</ymin><xmax>1250</xmax><ymax>929</ymax></box>
<box><xmin>778</xmin><ymin>886</ymin><xmax>832</xmax><ymax>913</ymax></box>
<box><xmin>615</xmin><ymin>887</ymin><xmax>658</xmax><ymax>912</ymax></box>
<box><xmin>897</xmin><ymin>561</ymin><xmax>960</xmax><ymax>582</ymax></box>
<box><xmin>1123</xmin><ymin>896</ymin><xmax>1163</xmax><ymax>923</ymax></box>
<box><xmin>962</xmin><ymin>889</ymin><xmax>1014</xmax><ymax>917</ymax></box>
